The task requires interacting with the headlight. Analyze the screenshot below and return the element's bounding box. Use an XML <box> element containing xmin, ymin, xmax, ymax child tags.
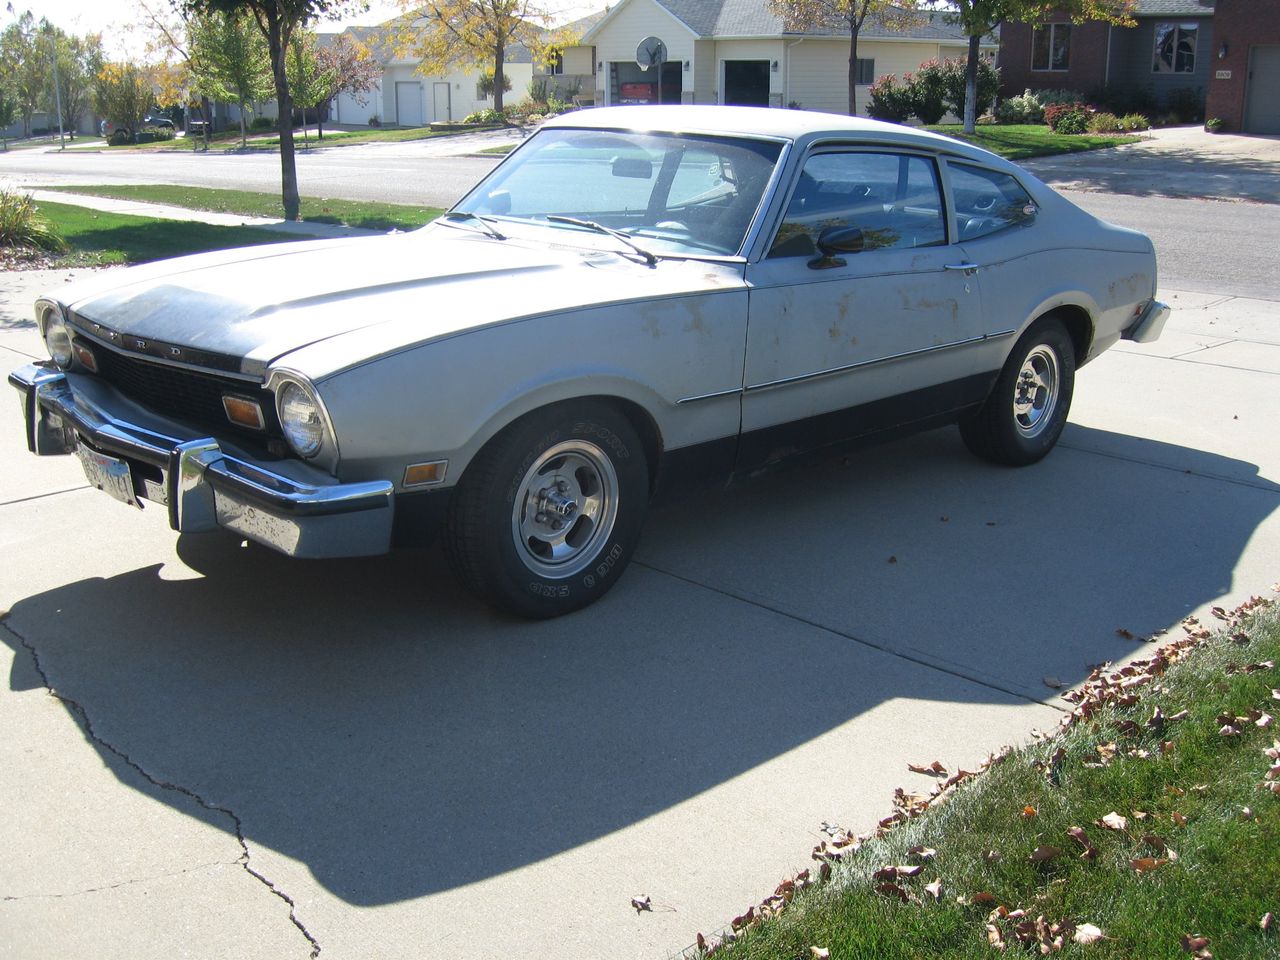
<box><xmin>276</xmin><ymin>380</ymin><xmax>326</xmax><ymax>459</ymax></box>
<box><xmin>43</xmin><ymin>309</ymin><xmax>73</xmax><ymax>369</ymax></box>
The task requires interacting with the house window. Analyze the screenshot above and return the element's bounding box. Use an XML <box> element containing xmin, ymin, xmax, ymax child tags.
<box><xmin>548</xmin><ymin>51</ymin><xmax>564</xmax><ymax>75</ymax></box>
<box><xmin>1153</xmin><ymin>22</ymin><xmax>1198</xmax><ymax>73</ymax></box>
<box><xmin>855</xmin><ymin>58</ymin><xmax>875</xmax><ymax>85</ymax></box>
<box><xmin>1031</xmin><ymin>24</ymin><xmax>1071</xmax><ymax>71</ymax></box>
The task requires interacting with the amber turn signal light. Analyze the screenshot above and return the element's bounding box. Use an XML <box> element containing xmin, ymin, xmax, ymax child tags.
<box><xmin>72</xmin><ymin>342</ymin><xmax>98</xmax><ymax>372</ymax></box>
<box><xmin>403</xmin><ymin>460</ymin><xmax>447</xmax><ymax>487</ymax></box>
<box><xmin>222</xmin><ymin>395</ymin><xmax>266</xmax><ymax>430</ymax></box>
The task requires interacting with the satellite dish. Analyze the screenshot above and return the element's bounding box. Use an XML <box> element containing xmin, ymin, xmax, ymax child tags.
<box><xmin>636</xmin><ymin>36</ymin><xmax>667</xmax><ymax>71</ymax></box>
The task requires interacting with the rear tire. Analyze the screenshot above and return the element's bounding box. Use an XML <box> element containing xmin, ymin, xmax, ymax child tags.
<box><xmin>446</xmin><ymin>401</ymin><xmax>649</xmax><ymax>618</ymax></box>
<box><xmin>960</xmin><ymin>318</ymin><xmax>1075</xmax><ymax>466</ymax></box>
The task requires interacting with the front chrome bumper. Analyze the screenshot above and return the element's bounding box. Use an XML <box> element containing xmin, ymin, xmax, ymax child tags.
<box><xmin>10</xmin><ymin>362</ymin><xmax>394</xmax><ymax>559</ymax></box>
<box><xmin>1122</xmin><ymin>299</ymin><xmax>1170</xmax><ymax>344</ymax></box>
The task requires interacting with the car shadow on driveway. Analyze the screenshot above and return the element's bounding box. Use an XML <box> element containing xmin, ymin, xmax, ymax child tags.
<box><xmin>3</xmin><ymin>424</ymin><xmax>1277</xmax><ymax>906</ymax></box>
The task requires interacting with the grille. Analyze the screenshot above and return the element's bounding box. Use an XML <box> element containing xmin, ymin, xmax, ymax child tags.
<box><xmin>84</xmin><ymin>339</ymin><xmax>282</xmax><ymax>439</ymax></box>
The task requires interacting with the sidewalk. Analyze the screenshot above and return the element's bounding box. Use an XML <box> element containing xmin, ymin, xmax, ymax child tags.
<box><xmin>24</xmin><ymin>188</ymin><xmax>385</xmax><ymax>240</ymax></box>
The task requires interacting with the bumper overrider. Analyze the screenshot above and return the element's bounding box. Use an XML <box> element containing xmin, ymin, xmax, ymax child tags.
<box><xmin>10</xmin><ymin>362</ymin><xmax>394</xmax><ymax>559</ymax></box>
<box><xmin>1121</xmin><ymin>299</ymin><xmax>1171</xmax><ymax>344</ymax></box>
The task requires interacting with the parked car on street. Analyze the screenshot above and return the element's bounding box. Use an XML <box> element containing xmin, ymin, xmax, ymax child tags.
<box><xmin>10</xmin><ymin>106</ymin><xmax>1168</xmax><ymax>617</ymax></box>
<box><xmin>143</xmin><ymin>115</ymin><xmax>175</xmax><ymax>130</ymax></box>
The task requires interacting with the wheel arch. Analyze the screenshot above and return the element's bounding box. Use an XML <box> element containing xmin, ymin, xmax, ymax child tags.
<box><xmin>1039</xmin><ymin>304</ymin><xmax>1094</xmax><ymax>369</ymax></box>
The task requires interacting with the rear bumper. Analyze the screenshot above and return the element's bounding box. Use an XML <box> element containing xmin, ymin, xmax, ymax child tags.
<box><xmin>10</xmin><ymin>362</ymin><xmax>394</xmax><ymax>559</ymax></box>
<box><xmin>1122</xmin><ymin>299</ymin><xmax>1170</xmax><ymax>344</ymax></box>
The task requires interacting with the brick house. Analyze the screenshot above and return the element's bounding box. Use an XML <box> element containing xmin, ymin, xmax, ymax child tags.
<box><xmin>1204</xmin><ymin>0</ymin><xmax>1280</xmax><ymax>133</ymax></box>
<box><xmin>998</xmin><ymin>0</ymin><xmax>1217</xmax><ymax>115</ymax></box>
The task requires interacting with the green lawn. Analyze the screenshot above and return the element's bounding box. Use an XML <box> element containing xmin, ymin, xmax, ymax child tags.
<box><xmin>126</xmin><ymin>123</ymin><xmax>501</xmax><ymax>152</ymax></box>
<box><xmin>926</xmin><ymin>124</ymin><xmax>1143</xmax><ymax>160</ymax></box>
<box><xmin>709</xmin><ymin>599</ymin><xmax>1280</xmax><ymax>959</ymax></box>
<box><xmin>32</xmin><ymin>201</ymin><xmax>302</xmax><ymax>266</ymax></box>
<box><xmin>38</xmin><ymin>185</ymin><xmax>444</xmax><ymax>232</ymax></box>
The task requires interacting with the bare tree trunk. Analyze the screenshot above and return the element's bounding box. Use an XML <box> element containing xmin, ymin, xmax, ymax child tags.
<box><xmin>493</xmin><ymin>43</ymin><xmax>505</xmax><ymax>114</ymax></box>
<box><xmin>847</xmin><ymin>29</ymin><xmax>859</xmax><ymax>116</ymax></box>
<box><xmin>239</xmin><ymin>103</ymin><xmax>247</xmax><ymax>146</ymax></box>
<box><xmin>963</xmin><ymin>33</ymin><xmax>980</xmax><ymax>134</ymax></box>
<box><xmin>267</xmin><ymin>18</ymin><xmax>300</xmax><ymax>221</ymax></box>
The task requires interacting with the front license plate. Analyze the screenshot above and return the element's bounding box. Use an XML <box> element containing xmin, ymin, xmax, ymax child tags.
<box><xmin>76</xmin><ymin>444</ymin><xmax>140</xmax><ymax>508</ymax></box>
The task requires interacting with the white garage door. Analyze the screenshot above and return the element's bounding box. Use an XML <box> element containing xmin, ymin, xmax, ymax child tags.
<box><xmin>1245</xmin><ymin>45</ymin><xmax>1280</xmax><ymax>134</ymax></box>
<box><xmin>395</xmin><ymin>81</ymin><xmax>424</xmax><ymax>127</ymax></box>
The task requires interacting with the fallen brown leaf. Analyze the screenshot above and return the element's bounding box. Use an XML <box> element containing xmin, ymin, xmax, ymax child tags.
<box><xmin>1130</xmin><ymin>856</ymin><xmax>1169</xmax><ymax>873</ymax></box>
<box><xmin>1022</xmin><ymin>805</ymin><xmax>1038</xmax><ymax>818</ymax></box>
<box><xmin>1116</xmin><ymin>628</ymin><xmax>1136</xmax><ymax>640</ymax></box>
<box><xmin>1260</xmin><ymin>912</ymin><xmax>1273</xmax><ymax>931</ymax></box>
<box><xmin>809</xmin><ymin>948</ymin><xmax>830</xmax><ymax>959</ymax></box>
<box><xmin>971</xmin><ymin>891</ymin><xmax>997</xmax><ymax>905</ymax></box>
<box><xmin>1074</xmin><ymin>923</ymin><xmax>1105</xmax><ymax>945</ymax></box>
<box><xmin>925</xmin><ymin>878</ymin><xmax>942</xmax><ymax>899</ymax></box>
<box><xmin>631</xmin><ymin>894</ymin><xmax>652</xmax><ymax>913</ymax></box>
<box><xmin>1181</xmin><ymin>933</ymin><xmax>1211</xmax><ymax>953</ymax></box>
<box><xmin>1029</xmin><ymin>845</ymin><xmax>1061</xmax><ymax>863</ymax></box>
<box><xmin>1098</xmin><ymin>812</ymin><xmax>1128</xmax><ymax>831</ymax></box>
<box><xmin>875</xmin><ymin>881</ymin><xmax>909</xmax><ymax>902</ymax></box>
<box><xmin>1172</xmin><ymin>811</ymin><xmax>1188</xmax><ymax>826</ymax></box>
<box><xmin>1043</xmin><ymin>676</ymin><xmax>1064</xmax><ymax>689</ymax></box>
<box><xmin>908</xmin><ymin>845</ymin><xmax>937</xmax><ymax>860</ymax></box>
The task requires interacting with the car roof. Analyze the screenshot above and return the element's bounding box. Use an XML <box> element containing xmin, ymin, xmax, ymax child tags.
<box><xmin>544</xmin><ymin>105</ymin><xmax>1002</xmax><ymax>165</ymax></box>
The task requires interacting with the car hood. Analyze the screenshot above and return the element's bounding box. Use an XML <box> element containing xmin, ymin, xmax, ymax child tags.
<box><xmin>56</xmin><ymin>227</ymin><xmax>745</xmax><ymax>379</ymax></box>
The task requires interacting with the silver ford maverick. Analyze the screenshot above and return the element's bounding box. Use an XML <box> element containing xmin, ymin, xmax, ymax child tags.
<box><xmin>10</xmin><ymin>106</ymin><xmax>1169</xmax><ymax>617</ymax></box>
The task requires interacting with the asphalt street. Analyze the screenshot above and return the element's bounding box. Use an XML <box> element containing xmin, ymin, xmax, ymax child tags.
<box><xmin>1</xmin><ymin>127</ymin><xmax>1278</xmax><ymax>298</ymax></box>
<box><xmin>1</xmin><ymin>128</ymin><xmax>1278</xmax><ymax>960</ymax></box>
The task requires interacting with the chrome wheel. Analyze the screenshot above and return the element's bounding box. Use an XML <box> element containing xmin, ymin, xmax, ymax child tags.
<box><xmin>1012</xmin><ymin>344</ymin><xmax>1060</xmax><ymax>438</ymax></box>
<box><xmin>511</xmin><ymin>440</ymin><xmax>618</xmax><ymax>578</ymax></box>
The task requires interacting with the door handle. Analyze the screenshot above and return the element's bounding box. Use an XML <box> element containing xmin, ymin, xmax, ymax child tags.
<box><xmin>944</xmin><ymin>262</ymin><xmax>980</xmax><ymax>273</ymax></box>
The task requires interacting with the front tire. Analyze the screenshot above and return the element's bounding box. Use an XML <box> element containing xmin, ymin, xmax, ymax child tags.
<box><xmin>446</xmin><ymin>401</ymin><xmax>649</xmax><ymax>618</ymax></box>
<box><xmin>960</xmin><ymin>318</ymin><xmax>1076</xmax><ymax>466</ymax></box>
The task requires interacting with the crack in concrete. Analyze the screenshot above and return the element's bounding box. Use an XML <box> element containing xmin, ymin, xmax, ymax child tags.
<box><xmin>1</xmin><ymin>618</ymin><xmax>321</xmax><ymax>958</ymax></box>
<box><xmin>2</xmin><ymin>861</ymin><xmax>231</xmax><ymax>901</ymax></box>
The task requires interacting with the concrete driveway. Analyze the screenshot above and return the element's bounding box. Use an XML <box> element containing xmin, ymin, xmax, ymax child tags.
<box><xmin>1022</xmin><ymin>125</ymin><xmax>1280</xmax><ymax>204</ymax></box>
<box><xmin>1</xmin><ymin>265</ymin><xmax>1277</xmax><ymax>959</ymax></box>
<box><xmin>4</xmin><ymin>119</ymin><xmax>1278</xmax><ymax>959</ymax></box>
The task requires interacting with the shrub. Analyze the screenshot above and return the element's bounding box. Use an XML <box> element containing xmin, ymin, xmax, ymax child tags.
<box><xmin>1036</xmin><ymin>88</ymin><xmax>1086</xmax><ymax>107</ymax></box>
<box><xmin>1205</xmin><ymin>116</ymin><xmax>1224</xmax><ymax>132</ymax></box>
<box><xmin>0</xmin><ymin>189</ymin><xmax>67</xmax><ymax>253</ymax></box>
<box><xmin>527</xmin><ymin>77</ymin><xmax>549</xmax><ymax>103</ymax></box>
<box><xmin>866</xmin><ymin>74</ymin><xmax>912</xmax><ymax>122</ymax></box>
<box><xmin>136</xmin><ymin>125</ymin><xmax>175</xmax><ymax>142</ymax></box>
<box><xmin>1166</xmin><ymin>86</ymin><xmax>1203</xmax><ymax>123</ymax></box>
<box><xmin>1044</xmin><ymin>101</ymin><xmax>1088</xmax><ymax>132</ymax></box>
<box><xmin>1087</xmin><ymin>111</ymin><xmax>1122</xmax><ymax>133</ymax></box>
<box><xmin>905</xmin><ymin>65</ymin><xmax>947</xmax><ymax>124</ymax></box>
<box><xmin>995</xmin><ymin>88</ymin><xmax>1044</xmax><ymax>124</ymax></box>
<box><xmin>926</xmin><ymin>55</ymin><xmax>999</xmax><ymax>121</ymax></box>
<box><xmin>108</xmin><ymin>129</ymin><xmax>133</xmax><ymax>146</ymax></box>
<box><xmin>1119</xmin><ymin>113</ymin><xmax>1150</xmax><ymax>131</ymax></box>
<box><xmin>463</xmin><ymin>108</ymin><xmax>508</xmax><ymax>124</ymax></box>
<box><xmin>250</xmin><ymin>116</ymin><xmax>274</xmax><ymax>131</ymax></box>
<box><xmin>1087</xmin><ymin>84</ymin><xmax>1155</xmax><ymax>119</ymax></box>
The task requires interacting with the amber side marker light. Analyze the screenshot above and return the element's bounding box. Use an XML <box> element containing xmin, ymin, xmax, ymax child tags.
<box><xmin>72</xmin><ymin>343</ymin><xmax>98</xmax><ymax>372</ymax></box>
<box><xmin>404</xmin><ymin>460</ymin><xmax>447</xmax><ymax>487</ymax></box>
<box><xmin>223</xmin><ymin>395</ymin><xmax>266</xmax><ymax>430</ymax></box>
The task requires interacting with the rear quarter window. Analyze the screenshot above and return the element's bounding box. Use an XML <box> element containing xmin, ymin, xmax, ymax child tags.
<box><xmin>949</xmin><ymin>163</ymin><xmax>1037</xmax><ymax>242</ymax></box>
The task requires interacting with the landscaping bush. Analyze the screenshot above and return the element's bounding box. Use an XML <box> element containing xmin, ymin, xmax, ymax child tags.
<box><xmin>463</xmin><ymin>108</ymin><xmax>508</xmax><ymax>124</ymax></box>
<box><xmin>866</xmin><ymin>74</ymin><xmax>912</xmax><ymax>122</ymax></box>
<box><xmin>1119</xmin><ymin>112</ymin><xmax>1150</xmax><ymax>131</ymax></box>
<box><xmin>250</xmin><ymin>116</ymin><xmax>274</xmax><ymax>131</ymax></box>
<box><xmin>1087</xmin><ymin>111</ymin><xmax>1122</xmax><ymax>133</ymax></box>
<box><xmin>108</xmin><ymin>129</ymin><xmax>132</xmax><ymax>146</ymax></box>
<box><xmin>136</xmin><ymin>125</ymin><xmax>176</xmax><ymax>143</ymax></box>
<box><xmin>904</xmin><ymin>65</ymin><xmax>947</xmax><ymax>124</ymax></box>
<box><xmin>1044</xmin><ymin>101</ymin><xmax>1089</xmax><ymax>133</ymax></box>
<box><xmin>1166</xmin><ymin>85</ymin><xmax>1203</xmax><ymax>123</ymax></box>
<box><xmin>995</xmin><ymin>88</ymin><xmax>1044</xmax><ymax>124</ymax></box>
<box><xmin>1088</xmin><ymin>84</ymin><xmax>1156</xmax><ymax>119</ymax></box>
<box><xmin>0</xmin><ymin>189</ymin><xmax>67</xmax><ymax>252</ymax></box>
<box><xmin>930</xmin><ymin>55</ymin><xmax>999</xmax><ymax>121</ymax></box>
<box><xmin>1035</xmin><ymin>88</ymin><xmax>1086</xmax><ymax>106</ymax></box>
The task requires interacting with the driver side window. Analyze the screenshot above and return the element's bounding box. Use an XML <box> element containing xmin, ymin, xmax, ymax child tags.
<box><xmin>768</xmin><ymin>151</ymin><xmax>946</xmax><ymax>258</ymax></box>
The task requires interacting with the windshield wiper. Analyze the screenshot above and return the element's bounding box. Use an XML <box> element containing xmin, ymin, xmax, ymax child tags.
<box><xmin>443</xmin><ymin>211</ymin><xmax>507</xmax><ymax>241</ymax></box>
<box><xmin>546</xmin><ymin>215</ymin><xmax>658</xmax><ymax>267</ymax></box>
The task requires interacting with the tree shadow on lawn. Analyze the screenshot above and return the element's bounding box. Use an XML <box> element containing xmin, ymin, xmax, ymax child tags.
<box><xmin>3</xmin><ymin>425</ymin><xmax>1276</xmax><ymax>906</ymax></box>
<box><xmin>61</xmin><ymin>221</ymin><xmax>296</xmax><ymax>263</ymax></box>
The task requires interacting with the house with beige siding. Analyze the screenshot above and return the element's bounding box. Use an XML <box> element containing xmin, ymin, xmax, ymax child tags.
<box><xmin>566</xmin><ymin>0</ymin><xmax>996</xmax><ymax>114</ymax></box>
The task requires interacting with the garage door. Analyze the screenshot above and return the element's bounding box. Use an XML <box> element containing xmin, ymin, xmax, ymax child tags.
<box><xmin>1245</xmin><ymin>45</ymin><xmax>1280</xmax><ymax>134</ymax></box>
<box><xmin>395</xmin><ymin>81</ymin><xmax>424</xmax><ymax>127</ymax></box>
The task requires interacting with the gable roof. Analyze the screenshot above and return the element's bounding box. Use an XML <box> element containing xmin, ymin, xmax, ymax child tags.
<box><xmin>584</xmin><ymin>0</ymin><xmax>994</xmax><ymax>43</ymax></box>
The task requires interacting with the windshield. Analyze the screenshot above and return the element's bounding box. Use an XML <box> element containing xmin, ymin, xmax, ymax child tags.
<box><xmin>451</xmin><ymin>127</ymin><xmax>784</xmax><ymax>257</ymax></box>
